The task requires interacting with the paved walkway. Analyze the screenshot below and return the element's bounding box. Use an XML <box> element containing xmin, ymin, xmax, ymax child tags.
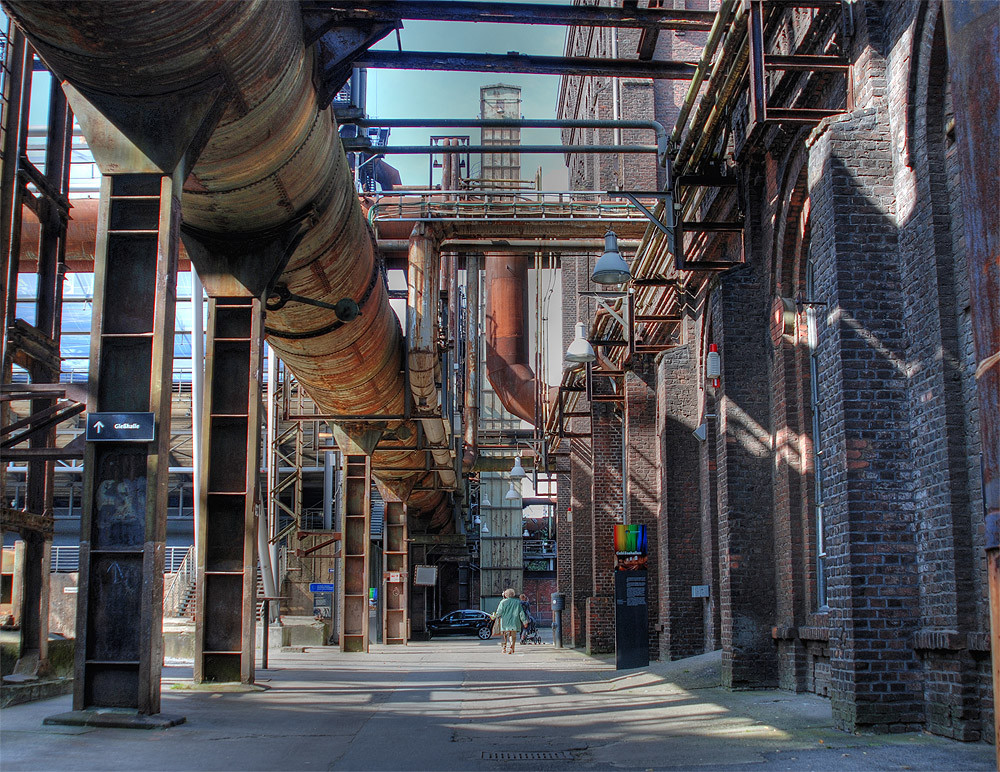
<box><xmin>0</xmin><ymin>636</ymin><xmax>994</xmax><ymax>771</ymax></box>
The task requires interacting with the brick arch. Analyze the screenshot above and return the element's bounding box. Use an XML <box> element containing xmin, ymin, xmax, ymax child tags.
<box><xmin>766</xmin><ymin>134</ymin><xmax>825</xmax><ymax>692</ymax></box>
<box><xmin>908</xmin><ymin>2</ymin><xmax>981</xmax><ymax>630</ymax></box>
<box><xmin>770</xmin><ymin>137</ymin><xmax>813</xmax><ymax>299</ymax></box>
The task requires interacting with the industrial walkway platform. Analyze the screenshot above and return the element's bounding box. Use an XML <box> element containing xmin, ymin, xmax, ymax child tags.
<box><xmin>0</xmin><ymin>639</ymin><xmax>993</xmax><ymax>772</ymax></box>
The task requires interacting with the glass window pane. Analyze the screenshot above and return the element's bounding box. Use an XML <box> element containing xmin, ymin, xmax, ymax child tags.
<box><xmin>62</xmin><ymin>273</ymin><xmax>94</xmax><ymax>299</ymax></box>
<box><xmin>174</xmin><ymin>332</ymin><xmax>192</xmax><ymax>358</ymax></box>
<box><xmin>60</xmin><ymin>300</ymin><xmax>94</xmax><ymax>333</ymax></box>
<box><xmin>59</xmin><ymin>334</ymin><xmax>92</xmax><ymax>357</ymax></box>
<box><xmin>14</xmin><ymin>302</ymin><xmax>36</xmax><ymax>325</ymax></box>
<box><xmin>17</xmin><ymin>273</ymin><xmax>38</xmax><ymax>296</ymax></box>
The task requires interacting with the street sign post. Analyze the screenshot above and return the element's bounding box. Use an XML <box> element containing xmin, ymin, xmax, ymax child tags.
<box><xmin>85</xmin><ymin>412</ymin><xmax>156</xmax><ymax>442</ymax></box>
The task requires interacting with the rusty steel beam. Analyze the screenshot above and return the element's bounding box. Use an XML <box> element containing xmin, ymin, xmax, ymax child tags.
<box><xmin>942</xmin><ymin>3</ymin><xmax>1000</xmax><ymax>761</ymax></box>
<box><xmin>303</xmin><ymin>0</ymin><xmax>716</xmax><ymax>31</ymax></box>
<box><xmin>382</xmin><ymin>502</ymin><xmax>409</xmax><ymax>644</ymax></box>
<box><xmin>0</xmin><ymin>402</ymin><xmax>86</xmax><ymax>447</ymax></box>
<box><xmin>0</xmin><ymin>26</ymin><xmax>30</xmax><ymax>366</ymax></box>
<box><xmin>194</xmin><ymin>297</ymin><xmax>265</xmax><ymax>685</ymax></box>
<box><xmin>353</xmin><ymin>50</ymin><xmax>699</xmax><ymax>79</ymax></box>
<box><xmin>341</xmin><ymin>454</ymin><xmax>372</xmax><ymax>652</ymax></box>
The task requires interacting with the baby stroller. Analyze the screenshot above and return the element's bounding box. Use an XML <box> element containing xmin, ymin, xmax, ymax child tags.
<box><xmin>520</xmin><ymin>615</ymin><xmax>542</xmax><ymax>645</ymax></box>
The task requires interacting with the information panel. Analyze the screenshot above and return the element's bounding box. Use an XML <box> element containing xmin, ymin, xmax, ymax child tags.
<box><xmin>615</xmin><ymin>569</ymin><xmax>649</xmax><ymax>670</ymax></box>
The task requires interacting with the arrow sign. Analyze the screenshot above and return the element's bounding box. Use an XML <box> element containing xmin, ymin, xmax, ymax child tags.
<box><xmin>86</xmin><ymin>412</ymin><xmax>155</xmax><ymax>442</ymax></box>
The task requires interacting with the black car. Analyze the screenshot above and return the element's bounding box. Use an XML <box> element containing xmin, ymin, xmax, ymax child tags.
<box><xmin>427</xmin><ymin>609</ymin><xmax>494</xmax><ymax>639</ymax></box>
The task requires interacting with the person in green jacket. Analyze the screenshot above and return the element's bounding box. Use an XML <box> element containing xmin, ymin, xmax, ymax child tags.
<box><xmin>492</xmin><ymin>588</ymin><xmax>529</xmax><ymax>654</ymax></box>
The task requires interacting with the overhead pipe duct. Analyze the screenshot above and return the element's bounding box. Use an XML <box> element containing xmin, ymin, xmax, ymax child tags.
<box><xmin>5</xmin><ymin>1</ymin><xmax>451</xmax><ymax>525</ymax></box>
<box><xmin>406</xmin><ymin>223</ymin><xmax>458</xmax><ymax>492</ymax></box>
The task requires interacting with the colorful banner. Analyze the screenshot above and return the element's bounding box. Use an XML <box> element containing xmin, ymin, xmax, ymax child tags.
<box><xmin>614</xmin><ymin>524</ymin><xmax>647</xmax><ymax>555</ymax></box>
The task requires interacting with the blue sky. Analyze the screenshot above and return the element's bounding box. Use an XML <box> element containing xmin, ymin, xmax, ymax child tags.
<box><xmin>368</xmin><ymin>18</ymin><xmax>571</xmax><ymax>189</ymax></box>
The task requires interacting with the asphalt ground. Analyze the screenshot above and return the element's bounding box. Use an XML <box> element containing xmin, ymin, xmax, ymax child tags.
<box><xmin>0</xmin><ymin>631</ymin><xmax>994</xmax><ymax>772</ymax></box>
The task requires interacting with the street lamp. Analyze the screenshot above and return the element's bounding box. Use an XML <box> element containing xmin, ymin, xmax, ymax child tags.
<box><xmin>591</xmin><ymin>229</ymin><xmax>631</xmax><ymax>285</ymax></box>
<box><xmin>565</xmin><ymin>322</ymin><xmax>596</xmax><ymax>363</ymax></box>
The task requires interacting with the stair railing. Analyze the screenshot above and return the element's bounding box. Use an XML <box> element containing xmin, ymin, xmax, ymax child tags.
<box><xmin>163</xmin><ymin>545</ymin><xmax>196</xmax><ymax>617</ymax></box>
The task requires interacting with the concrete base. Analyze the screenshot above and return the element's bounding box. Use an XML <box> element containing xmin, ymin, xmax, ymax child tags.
<box><xmin>169</xmin><ymin>682</ymin><xmax>268</xmax><ymax>693</ymax></box>
<box><xmin>256</xmin><ymin>616</ymin><xmax>331</xmax><ymax>648</ymax></box>
<box><xmin>162</xmin><ymin>617</ymin><xmax>195</xmax><ymax>660</ymax></box>
<box><xmin>0</xmin><ymin>676</ymin><xmax>73</xmax><ymax>708</ymax></box>
<box><xmin>44</xmin><ymin>708</ymin><xmax>185</xmax><ymax>729</ymax></box>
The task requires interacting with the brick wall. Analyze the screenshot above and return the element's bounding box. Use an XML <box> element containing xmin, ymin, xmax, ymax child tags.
<box><xmin>885</xmin><ymin>0</ymin><xmax>987</xmax><ymax>740</ymax></box>
<box><xmin>807</xmin><ymin>105</ymin><xmax>923</xmax><ymax>731</ymax></box>
<box><xmin>625</xmin><ymin>358</ymin><xmax>662</xmax><ymax>659</ymax></box>
<box><xmin>589</xmin><ymin>396</ymin><xmax>621</xmax><ymax>654</ymax></box>
<box><xmin>656</xmin><ymin>342</ymin><xmax>706</xmax><ymax>660</ymax></box>
<box><xmin>711</xmin><ymin>251</ymin><xmax>779</xmax><ymax>689</ymax></box>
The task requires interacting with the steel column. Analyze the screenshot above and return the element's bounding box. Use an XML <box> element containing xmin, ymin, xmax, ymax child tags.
<box><xmin>194</xmin><ymin>297</ymin><xmax>264</xmax><ymax>684</ymax></box>
<box><xmin>382</xmin><ymin>502</ymin><xmax>408</xmax><ymax>643</ymax></box>
<box><xmin>71</xmin><ymin>171</ymin><xmax>181</xmax><ymax>717</ymax></box>
<box><xmin>16</xmin><ymin>72</ymin><xmax>73</xmax><ymax>678</ymax></box>
<box><xmin>340</xmin><ymin>454</ymin><xmax>372</xmax><ymax>652</ymax></box>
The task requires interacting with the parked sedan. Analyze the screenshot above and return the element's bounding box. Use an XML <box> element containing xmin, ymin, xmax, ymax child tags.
<box><xmin>427</xmin><ymin>609</ymin><xmax>494</xmax><ymax>639</ymax></box>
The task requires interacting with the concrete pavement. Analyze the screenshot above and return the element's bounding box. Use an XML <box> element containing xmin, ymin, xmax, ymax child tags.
<box><xmin>0</xmin><ymin>634</ymin><xmax>993</xmax><ymax>771</ymax></box>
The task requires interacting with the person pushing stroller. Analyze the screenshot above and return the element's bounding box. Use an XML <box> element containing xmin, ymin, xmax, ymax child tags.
<box><xmin>518</xmin><ymin>593</ymin><xmax>538</xmax><ymax>645</ymax></box>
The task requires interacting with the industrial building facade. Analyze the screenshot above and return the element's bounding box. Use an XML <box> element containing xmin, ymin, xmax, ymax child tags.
<box><xmin>1</xmin><ymin>0</ymin><xmax>997</xmax><ymax>753</ymax></box>
<box><xmin>554</xmin><ymin>0</ymin><xmax>995</xmax><ymax>742</ymax></box>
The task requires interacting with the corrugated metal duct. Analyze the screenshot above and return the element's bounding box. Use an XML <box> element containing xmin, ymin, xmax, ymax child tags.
<box><xmin>5</xmin><ymin>1</ymin><xmax>452</xmax><ymax>525</ymax></box>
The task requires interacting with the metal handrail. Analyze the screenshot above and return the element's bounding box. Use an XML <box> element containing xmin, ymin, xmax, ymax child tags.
<box><xmin>367</xmin><ymin>190</ymin><xmax>654</xmax><ymax>225</ymax></box>
<box><xmin>162</xmin><ymin>545</ymin><xmax>196</xmax><ymax>617</ymax></box>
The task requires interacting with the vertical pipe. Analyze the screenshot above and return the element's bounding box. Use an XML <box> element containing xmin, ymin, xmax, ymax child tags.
<box><xmin>191</xmin><ymin>268</ymin><xmax>204</xmax><ymax>568</ymax></box>
<box><xmin>323</xmin><ymin>450</ymin><xmax>334</xmax><ymax>530</ymax></box>
<box><xmin>257</xmin><ymin>348</ymin><xmax>277</xmax><ymax>621</ymax></box>
<box><xmin>265</xmin><ymin>349</ymin><xmax>280</xmax><ymax>604</ymax></box>
<box><xmin>610</xmin><ymin>28</ymin><xmax>622</xmax><ymax>186</ymax></box>
<box><xmin>463</xmin><ymin>253</ymin><xmax>481</xmax><ymax>470</ymax></box>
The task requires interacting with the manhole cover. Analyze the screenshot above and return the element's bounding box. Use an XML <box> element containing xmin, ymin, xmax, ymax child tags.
<box><xmin>482</xmin><ymin>751</ymin><xmax>575</xmax><ymax>761</ymax></box>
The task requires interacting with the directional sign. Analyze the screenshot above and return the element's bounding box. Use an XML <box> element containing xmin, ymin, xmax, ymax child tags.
<box><xmin>309</xmin><ymin>583</ymin><xmax>336</xmax><ymax>593</ymax></box>
<box><xmin>86</xmin><ymin>412</ymin><xmax>156</xmax><ymax>442</ymax></box>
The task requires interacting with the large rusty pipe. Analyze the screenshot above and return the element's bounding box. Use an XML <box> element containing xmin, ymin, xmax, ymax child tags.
<box><xmin>5</xmin><ymin>1</ymin><xmax>446</xmax><ymax>519</ymax></box>
<box><xmin>484</xmin><ymin>252</ymin><xmax>551</xmax><ymax>425</ymax></box>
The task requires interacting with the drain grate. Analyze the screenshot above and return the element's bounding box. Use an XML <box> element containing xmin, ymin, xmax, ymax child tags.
<box><xmin>482</xmin><ymin>751</ymin><xmax>575</xmax><ymax>761</ymax></box>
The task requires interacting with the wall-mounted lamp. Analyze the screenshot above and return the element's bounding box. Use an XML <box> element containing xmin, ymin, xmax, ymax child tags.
<box><xmin>706</xmin><ymin>343</ymin><xmax>721</xmax><ymax>388</ymax></box>
<box><xmin>692</xmin><ymin>423</ymin><xmax>707</xmax><ymax>442</ymax></box>
<box><xmin>505</xmin><ymin>480</ymin><xmax>521</xmax><ymax>500</ymax></box>
<box><xmin>481</xmin><ymin>495</ymin><xmax>491</xmax><ymax>508</ymax></box>
<box><xmin>565</xmin><ymin>322</ymin><xmax>596</xmax><ymax>363</ymax></box>
<box><xmin>509</xmin><ymin>456</ymin><xmax>526</xmax><ymax>480</ymax></box>
<box><xmin>592</xmin><ymin>229</ymin><xmax>631</xmax><ymax>285</ymax></box>
<box><xmin>523</xmin><ymin>528</ymin><xmax>530</xmax><ymax>537</ymax></box>
<box><xmin>473</xmin><ymin>514</ymin><xmax>482</xmax><ymax>525</ymax></box>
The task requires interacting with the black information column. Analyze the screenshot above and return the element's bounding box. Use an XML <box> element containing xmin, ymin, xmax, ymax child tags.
<box><xmin>615</xmin><ymin>569</ymin><xmax>649</xmax><ymax>670</ymax></box>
